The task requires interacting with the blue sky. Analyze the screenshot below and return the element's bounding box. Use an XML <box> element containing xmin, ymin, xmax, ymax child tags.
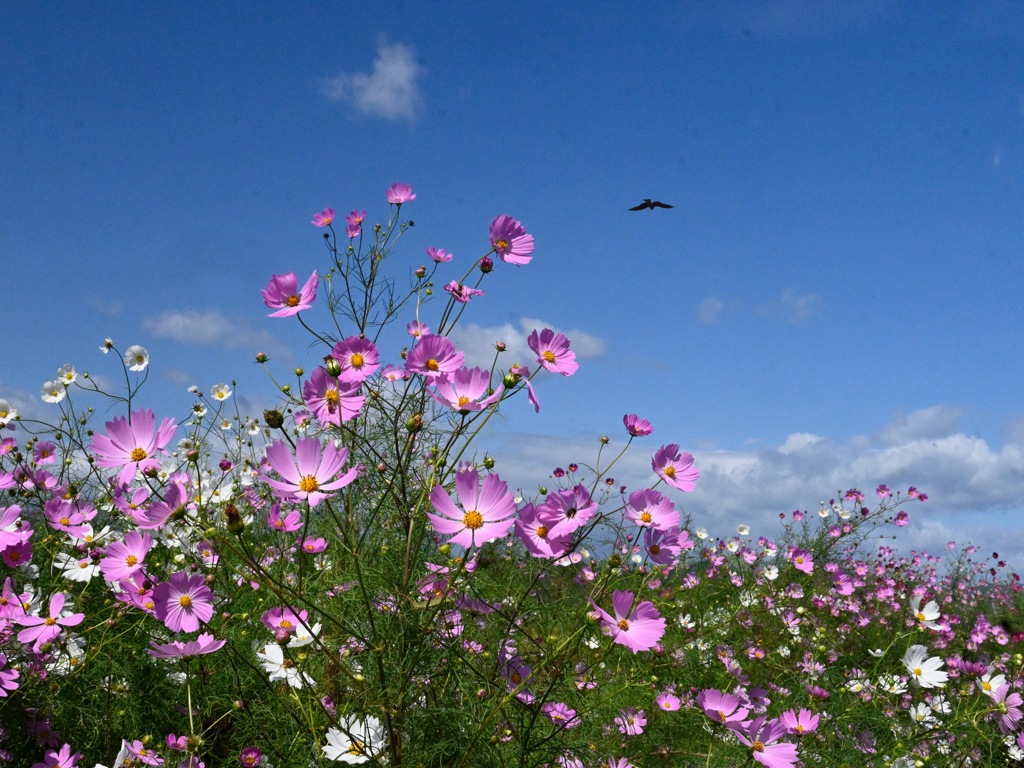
<box><xmin>3</xmin><ymin>2</ymin><xmax>1024</xmax><ymax>567</ymax></box>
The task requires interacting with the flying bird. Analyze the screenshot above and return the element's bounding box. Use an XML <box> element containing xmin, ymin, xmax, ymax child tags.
<box><xmin>629</xmin><ymin>199</ymin><xmax>674</xmax><ymax>211</ymax></box>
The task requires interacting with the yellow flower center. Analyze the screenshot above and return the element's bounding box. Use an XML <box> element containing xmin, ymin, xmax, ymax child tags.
<box><xmin>126</xmin><ymin>555</ymin><xmax>138</xmax><ymax>566</ymax></box>
<box><xmin>180</xmin><ymin>595</ymin><xmax>192</xmax><ymax>608</ymax></box>
<box><xmin>617</xmin><ymin>618</ymin><xmax>630</xmax><ymax>631</ymax></box>
<box><xmin>495</xmin><ymin>238</ymin><xmax>509</xmax><ymax>250</ymax></box>
<box><xmin>286</xmin><ymin>294</ymin><xmax>300</xmax><ymax>307</ymax></box>
<box><xmin>639</xmin><ymin>511</ymin><xmax>653</xmax><ymax>523</ymax></box>
<box><xmin>463</xmin><ymin>510</ymin><xmax>484</xmax><ymax>530</ymax></box>
<box><xmin>299</xmin><ymin>475</ymin><xmax>320</xmax><ymax>493</ymax></box>
<box><xmin>543</xmin><ymin>350</ymin><xmax>556</xmax><ymax>363</ymax></box>
<box><xmin>752</xmin><ymin>741</ymin><xmax>765</xmax><ymax>753</ymax></box>
<box><xmin>45</xmin><ymin>617</ymin><xmax>57</xmax><ymax>626</ymax></box>
<box><xmin>350</xmin><ymin>353</ymin><xmax>365</xmax><ymax>368</ymax></box>
<box><xmin>60</xmin><ymin>517</ymin><xmax>71</xmax><ymax>526</ymax></box>
<box><xmin>913</xmin><ymin>666</ymin><xmax>922</xmax><ymax>676</ymax></box>
<box><xmin>536</xmin><ymin>525</ymin><xmax>548</xmax><ymax>539</ymax></box>
<box><xmin>664</xmin><ymin>466</ymin><xmax>676</xmax><ymax>477</ymax></box>
<box><xmin>348</xmin><ymin>742</ymin><xmax>365</xmax><ymax>756</ymax></box>
<box><xmin>457</xmin><ymin>396</ymin><xmax>471</xmax><ymax>408</ymax></box>
<box><xmin>130</xmin><ymin>448</ymin><xmax>148</xmax><ymax>462</ymax></box>
<box><xmin>426</xmin><ymin>358</ymin><xmax>440</xmax><ymax>372</ymax></box>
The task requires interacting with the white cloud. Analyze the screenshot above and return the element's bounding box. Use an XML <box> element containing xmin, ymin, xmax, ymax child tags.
<box><xmin>320</xmin><ymin>42</ymin><xmax>422</xmax><ymax>122</ymax></box>
<box><xmin>877</xmin><ymin>405</ymin><xmax>962</xmax><ymax>445</ymax></box>
<box><xmin>449</xmin><ymin>318</ymin><xmax>606</xmax><ymax>371</ymax></box>
<box><xmin>143</xmin><ymin>310</ymin><xmax>283</xmax><ymax>353</ymax></box>
<box><xmin>698</xmin><ymin>296</ymin><xmax>723</xmax><ymax>324</ymax></box>
<box><xmin>756</xmin><ymin>288</ymin><xmax>820</xmax><ymax>324</ymax></box>
<box><xmin>478</xmin><ymin>405</ymin><xmax>1024</xmax><ymax>569</ymax></box>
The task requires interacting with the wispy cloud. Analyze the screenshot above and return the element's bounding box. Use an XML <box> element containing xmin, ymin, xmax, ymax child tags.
<box><xmin>143</xmin><ymin>310</ymin><xmax>284</xmax><ymax>354</ymax></box>
<box><xmin>320</xmin><ymin>42</ymin><xmax>422</xmax><ymax>122</ymax></box>
<box><xmin>449</xmin><ymin>318</ymin><xmax>606</xmax><ymax>370</ymax></box>
<box><xmin>756</xmin><ymin>288</ymin><xmax>820</xmax><ymax>324</ymax></box>
<box><xmin>480</xmin><ymin>406</ymin><xmax>1024</xmax><ymax>568</ymax></box>
<box><xmin>697</xmin><ymin>296</ymin><xmax>723</xmax><ymax>324</ymax></box>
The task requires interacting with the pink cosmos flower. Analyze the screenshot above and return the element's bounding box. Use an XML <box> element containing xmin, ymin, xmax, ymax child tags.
<box><xmin>644</xmin><ymin>526</ymin><xmax>690</xmax><ymax>565</ymax></box>
<box><xmin>651</xmin><ymin>444</ymin><xmax>699</xmax><ymax>491</ymax></box>
<box><xmin>697</xmin><ymin>689</ymin><xmax>750</xmax><ymax>723</ymax></box>
<box><xmin>540</xmin><ymin>485</ymin><xmax>597</xmax><ymax>538</ymax></box>
<box><xmin>988</xmin><ymin>683</ymin><xmax>1024</xmax><ymax>734</ymax></box>
<box><xmin>16</xmin><ymin>592</ymin><xmax>85</xmax><ymax>651</ymax></box>
<box><xmin>406</xmin><ymin>335</ymin><xmax>465</xmax><ymax>379</ymax></box>
<box><xmin>303</xmin><ymin>368</ymin><xmax>364</xmax><ymax>425</ymax></box>
<box><xmin>31</xmin><ymin>743</ymin><xmax>81</xmax><ymax>768</ymax></box>
<box><xmin>427</xmin><ymin>465</ymin><xmax>516</xmax><ymax>549</ymax></box>
<box><xmin>444</xmin><ymin>280</ymin><xmax>485</xmax><ymax>303</ymax></box>
<box><xmin>528</xmin><ymin>328</ymin><xmax>578</xmax><ymax>376</ymax></box>
<box><xmin>124</xmin><ymin>739</ymin><xmax>163</xmax><ymax>766</ymax></box>
<box><xmin>489</xmin><ymin>214</ymin><xmax>534</xmax><ymax>266</ymax></box>
<box><xmin>779</xmin><ymin>708</ymin><xmax>819</xmax><ymax>736</ymax></box>
<box><xmin>508</xmin><ymin>364</ymin><xmax>540</xmax><ymax>412</ymax></box>
<box><xmin>591</xmin><ymin>590</ymin><xmax>666</xmax><ymax>654</ymax></box>
<box><xmin>514</xmin><ymin>503</ymin><xmax>572</xmax><ymax>559</ymax></box>
<box><xmin>790</xmin><ymin>548</ymin><xmax>814</xmax><ymax>574</ymax></box>
<box><xmin>654</xmin><ymin>691</ymin><xmax>681</xmax><ymax>711</ymax></box>
<box><xmin>726</xmin><ymin>716</ymin><xmax>799</xmax><ymax>768</ymax></box>
<box><xmin>430</xmin><ymin>367</ymin><xmax>503</xmax><ymax>414</ymax></box>
<box><xmin>0</xmin><ymin>504</ymin><xmax>31</xmax><ymax>552</ymax></box>
<box><xmin>427</xmin><ymin>246</ymin><xmax>453</xmax><ymax>263</ymax></box>
<box><xmin>311</xmin><ymin>208</ymin><xmax>335</xmax><ymax>227</ymax></box>
<box><xmin>33</xmin><ymin>441</ymin><xmax>57</xmax><ymax>465</ymax></box>
<box><xmin>261</xmin><ymin>437</ymin><xmax>359</xmax><ymax>507</ymax></box>
<box><xmin>623</xmin><ymin>414</ymin><xmax>653</xmax><ymax>437</ymax></box>
<box><xmin>153</xmin><ymin>571</ymin><xmax>214</xmax><ymax>633</ymax></box>
<box><xmin>614</xmin><ymin>707</ymin><xmax>647</xmax><ymax>736</ymax></box>
<box><xmin>0</xmin><ymin>652</ymin><xmax>19</xmax><ymax>697</ymax></box>
<box><xmin>266</xmin><ymin>504</ymin><xmax>302</xmax><ymax>533</ymax></box>
<box><xmin>542</xmin><ymin>701</ymin><xmax>580</xmax><ymax>729</ymax></box>
<box><xmin>90</xmin><ymin>409</ymin><xmax>177</xmax><ymax>486</ymax></box>
<box><xmin>345</xmin><ymin>209</ymin><xmax>365</xmax><ymax>237</ymax></box>
<box><xmin>261</xmin><ymin>271</ymin><xmax>319</xmax><ymax>317</ymax></box>
<box><xmin>134</xmin><ymin>481</ymin><xmax>189</xmax><ymax>529</ymax></box>
<box><xmin>329</xmin><ymin>336</ymin><xmax>380</xmax><ymax>383</ymax></box>
<box><xmin>386</xmin><ymin>182</ymin><xmax>415</xmax><ymax>204</ymax></box>
<box><xmin>625</xmin><ymin>488</ymin><xmax>679</xmax><ymax>531</ymax></box>
<box><xmin>100</xmin><ymin>531</ymin><xmax>153</xmax><ymax>583</ymax></box>
<box><xmin>148</xmin><ymin>633</ymin><xmax>226</xmax><ymax>659</ymax></box>
<box><xmin>407</xmin><ymin>320</ymin><xmax>430</xmax><ymax>339</ymax></box>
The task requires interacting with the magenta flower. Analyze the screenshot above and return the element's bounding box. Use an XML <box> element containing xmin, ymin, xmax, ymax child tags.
<box><xmin>31</xmin><ymin>743</ymin><xmax>81</xmax><ymax>768</ymax></box>
<box><xmin>329</xmin><ymin>336</ymin><xmax>380</xmax><ymax>383</ymax></box>
<box><xmin>614</xmin><ymin>707</ymin><xmax>647</xmax><ymax>736</ymax></box>
<box><xmin>311</xmin><ymin>208</ymin><xmax>335</xmax><ymax>227</ymax></box>
<box><xmin>591</xmin><ymin>590</ymin><xmax>666</xmax><ymax>654</ymax></box>
<box><xmin>726</xmin><ymin>716</ymin><xmax>799</xmax><ymax>768</ymax></box>
<box><xmin>99</xmin><ymin>531</ymin><xmax>153</xmax><ymax>582</ymax></box>
<box><xmin>406</xmin><ymin>335</ymin><xmax>465</xmax><ymax>379</ymax></box>
<box><xmin>427</xmin><ymin>465</ymin><xmax>516</xmax><ymax>549</ymax></box>
<box><xmin>528</xmin><ymin>328</ymin><xmax>578</xmax><ymax>376</ymax></box>
<box><xmin>791</xmin><ymin>547</ymin><xmax>814</xmax><ymax>574</ymax></box>
<box><xmin>261</xmin><ymin>271</ymin><xmax>319</xmax><ymax>317</ymax></box>
<box><xmin>539</xmin><ymin>485</ymin><xmax>597</xmax><ymax>538</ymax></box>
<box><xmin>0</xmin><ymin>653</ymin><xmax>19</xmax><ymax>697</ymax></box>
<box><xmin>16</xmin><ymin>592</ymin><xmax>85</xmax><ymax>651</ymax></box>
<box><xmin>303</xmin><ymin>368</ymin><xmax>364</xmax><ymax>425</ymax></box>
<box><xmin>625</xmin><ymin>489</ymin><xmax>679</xmax><ymax>531</ymax></box>
<box><xmin>345</xmin><ymin>209</ymin><xmax>365</xmax><ymax>237</ymax></box>
<box><xmin>430</xmin><ymin>367</ymin><xmax>503</xmax><ymax>413</ymax></box>
<box><xmin>988</xmin><ymin>683</ymin><xmax>1024</xmax><ymax>734</ymax></box>
<box><xmin>444</xmin><ymin>280</ymin><xmax>485</xmax><ymax>303</ymax></box>
<box><xmin>153</xmin><ymin>571</ymin><xmax>214</xmax><ymax>633</ymax></box>
<box><xmin>651</xmin><ymin>444</ymin><xmax>699</xmax><ymax>491</ymax></box>
<box><xmin>427</xmin><ymin>246</ymin><xmax>453</xmax><ymax>263</ymax></box>
<box><xmin>644</xmin><ymin>526</ymin><xmax>690</xmax><ymax>565</ymax></box>
<box><xmin>266</xmin><ymin>504</ymin><xmax>302</xmax><ymax>533</ymax></box>
<box><xmin>1</xmin><ymin>504</ymin><xmax>32</xmax><ymax>551</ymax></box>
<box><xmin>514</xmin><ymin>503</ymin><xmax>572</xmax><ymax>559</ymax></box>
<box><xmin>386</xmin><ymin>182</ymin><xmax>415</xmax><ymax>204</ymax></box>
<box><xmin>508</xmin><ymin>364</ymin><xmax>540</xmax><ymax>412</ymax></box>
<box><xmin>239</xmin><ymin>747</ymin><xmax>262</xmax><ymax>767</ymax></box>
<box><xmin>654</xmin><ymin>691</ymin><xmax>681</xmax><ymax>711</ymax></box>
<box><xmin>90</xmin><ymin>409</ymin><xmax>177</xmax><ymax>486</ymax></box>
<box><xmin>779</xmin><ymin>708</ymin><xmax>819</xmax><ymax>736</ymax></box>
<box><xmin>542</xmin><ymin>701</ymin><xmax>580</xmax><ymax>729</ymax></box>
<box><xmin>697</xmin><ymin>689</ymin><xmax>750</xmax><ymax>723</ymax></box>
<box><xmin>489</xmin><ymin>214</ymin><xmax>534</xmax><ymax>266</ymax></box>
<box><xmin>148</xmin><ymin>633</ymin><xmax>226</xmax><ymax>659</ymax></box>
<box><xmin>261</xmin><ymin>437</ymin><xmax>359</xmax><ymax>507</ymax></box>
<box><xmin>134</xmin><ymin>481</ymin><xmax>189</xmax><ymax>529</ymax></box>
<box><xmin>623</xmin><ymin>414</ymin><xmax>653</xmax><ymax>437</ymax></box>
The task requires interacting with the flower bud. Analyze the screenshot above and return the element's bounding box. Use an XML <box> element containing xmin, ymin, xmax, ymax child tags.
<box><xmin>263</xmin><ymin>409</ymin><xmax>285</xmax><ymax>429</ymax></box>
<box><xmin>415</xmin><ymin>266</ymin><xmax>427</xmax><ymax>279</ymax></box>
<box><xmin>406</xmin><ymin>413</ymin><xmax>424</xmax><ymax>433</ymax></box>
<box><xmin>479</xmin><ymin>256</ymin><xmax>494</xmax><ymax>273</ymax></box>
<box><xmin>439</xmin><ymin>544</ymin><xmax>451</xmax><ymax>555</ymax></box>
<box><xmin>483</xmin><ymin>455</ymin><xmax>495</xmax><ymax>470</ymax></box>
<box><xmin>185</xmin><ymin>449</ymin><xmax>200</xmax><ymax>463</ymax></box>
<box><xmin>495</xmin><ymin>341</ymin><xmax>507</xmax><ymax>352</ymax></box>
<box><xmin>224</xmin><ymin>504</ymin><xmax>245</xmax><ymax>534</ymax></box>
<box><xmin>607</xmin><ymin>554</ymin><xmax>622</xmax><ymax>568</ymax></box>
<box><xmin>255</xmin><ymin>352</ymin><xmax>268</xmax><ymax>363</ymax></box>
<box><xmin>294</xmin><ymin>367</ymin><xmax>304</xmax><ymax>377</ymax></box>
<box><xmin>325</xmin><ymin>358</ymin><xmax>342</xmax><ymax>377</ymax></box>
<box><xmin>376</xmin><ymin>461</ymin><xmax>387</xmax><ymax>473</ymax></box>
<box><xmin>142</xmin><ymin>465</ymin><xmax>159</xmax><ymax>478</ymax></box>
<box><xmin>538</xmin><ymin>486</ymin><xmax>547</xmax><ymax>495</ymax></box>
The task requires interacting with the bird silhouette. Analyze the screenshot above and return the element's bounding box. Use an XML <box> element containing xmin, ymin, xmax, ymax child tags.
<box><xmin>629</xmin><ymin>199</ymin><xmax>674</xmax><ymax>211</ymax></box>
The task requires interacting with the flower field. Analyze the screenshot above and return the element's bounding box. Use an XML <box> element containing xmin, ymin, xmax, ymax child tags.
<box><xmin>1</xmin><ymin>185</ymin><xmax>1022</xmax><ymax>768</ymax></box>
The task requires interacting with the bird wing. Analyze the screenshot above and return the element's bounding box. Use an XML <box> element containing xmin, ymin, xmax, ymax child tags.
<box><xmin>651</xmin><ymin>201</ymin><xmax>674</xmax><ymax>209</ymax></box>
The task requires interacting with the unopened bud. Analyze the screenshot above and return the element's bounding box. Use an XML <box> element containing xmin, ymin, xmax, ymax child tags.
<box><xmin>415</xmin><ymin>266</ymin><xmax>427</xmax><ymax>279</ymax></box>
<box><xmin>483</xmin><ymin>455</ymin><xmax>495</xmax><ymax>470</ymax></box>
<box><xmin>479</xmin><ymin>256</ymin><xmax>494</xmax><ymax>274</ymax></box>
<box><xmin>224</xmin><ymin>504</ymin><xmax>245</xmax><ymax>534</ymax></box>
<box><xmin>255</xmin><ymin>352</ymin><xmax>268</xmax><ymax>363</ymax></box>
<box><xmin>325</xmin><ymin>358</ymin><xmax>342</xmax><ymax>377</ymax></box>
<box><xmin>294</xmin><ymin>367</ymin><xmax>304</xmax><ymax>377</ymax></box>
<box><xmin>495</xmin><ymin>341</ymin><xmax>507</xmax><ymax>352</ymax></box>
<box><xmin>406</xmin><ymin>413</ymin><xmax>424</xmax><ymax>433</ymax></box>
<box><xmin>263</xmin><ymin>409</ymin><xmax>285</xmax><ymax>429</ymax></box>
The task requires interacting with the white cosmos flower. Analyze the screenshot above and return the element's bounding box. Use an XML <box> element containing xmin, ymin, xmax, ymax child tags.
<box><xmin>910</xmin><ymin>595</ymin><xmax>942</xmax><ymax>630</ymax></box>
<box><xmin>763</xmin><ymin>565</ymin><xmax>779</xmax><ymax>581</ymax></box>
<box><xmin>695</xmin><ymin>527</ymin><xmax>708</xmax><ymax>540</ymax></box>
<box><xmin>210</xmin><ymin>383</ymin><xmax>232</xmax><ymax>401</ymax></box>
<box><xmin>903</xmin><ymin>644</ymin><xmax>948</xmax><ymax>689</ymax></box>
<box><xmin>737</xmin><ymin>524</ymin><xmax>750</xmax><ymax>536</ymax></box>
<box><xmin>123</xmin><ymin>345</ymin><xmax>149</xmax><ymax>372</ymax></box>
<box><xmin>56</xmin><ymin>364</ymin><xmax>77</xmax><ymax>385</ymax></box>
<box><xmin>55</xmin><ymin>551</ymin><xmax>100</xmax><ymax>583</ymax></box>
<box><xmin>0</xmin><ymin>399</ymin><xmax>17</xmax><ymax>425</ymax></box>
<box><xmin>909</xmin><ymin>701</ymin><xmax>937</xmax><ymax>725</ymax></box>
<box><xmin>41</xmin><ymin>380</ymin><xmax>67</xmax><ymax>404</ymax></box>
<box><xmin>322</xmin><ymin>716</ymin><xmax>386</xmax><ymax>763</ymax></box>
<box><xmin>258</xmin><ymin>643</ymin><xmax>314</xmax><ymax>689</ymax></box>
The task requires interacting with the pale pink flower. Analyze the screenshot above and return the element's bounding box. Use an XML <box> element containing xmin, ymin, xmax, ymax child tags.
<box><xmin>16</xmin><ymin>592</ymin><xmax>85</xmax><ymax>651</ymax></box>
<box><xmin>261</xmin><ymin>437</ymin><xmax>359</xmax><ymax>507</ymax></box>
<box><xmin>427</xmin><ymin>465</ymin><xmax>516</xmax><ymax>549</ymax></box>
<box><xmin>651</xmin><ymin>444</ymin><xmax>699</xmax><ymax>491</ymax></box>
<box><xmin>311</xmin><ymin>208</ymin><xmax>335</xmax><ymax>227</ymax></box>
<box><xmin>489</xmin><ymin>214</ymin><xmax>534</xmax><ymax>266</ymax></box>
<box><xmin>153</xmin><ymin>571</ymin><xmax>214</xmax><ymax>633</ymax></box>
<box><xmin>591</xmin><ymin>590</ymin><xmax>666</xmax><ymax>654</ymax></box>
<box><xmin>386</xmin><ymin>182</ymin><xmax>415</xmax><ymax>204</ymax></box>
<box><xmin>89</xmin><ymin>409</ymin><xmax>177</xmax><ymax>486</ymax></box>
<box><xmin>261</xmin><ymin>271</ymin><xmax>319</xmax><ymax>317</ymax></box>
<box><xmin>527</xmin><ymin>328</ymin><xmax>578</xmax><ymax>376</ymax></box>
